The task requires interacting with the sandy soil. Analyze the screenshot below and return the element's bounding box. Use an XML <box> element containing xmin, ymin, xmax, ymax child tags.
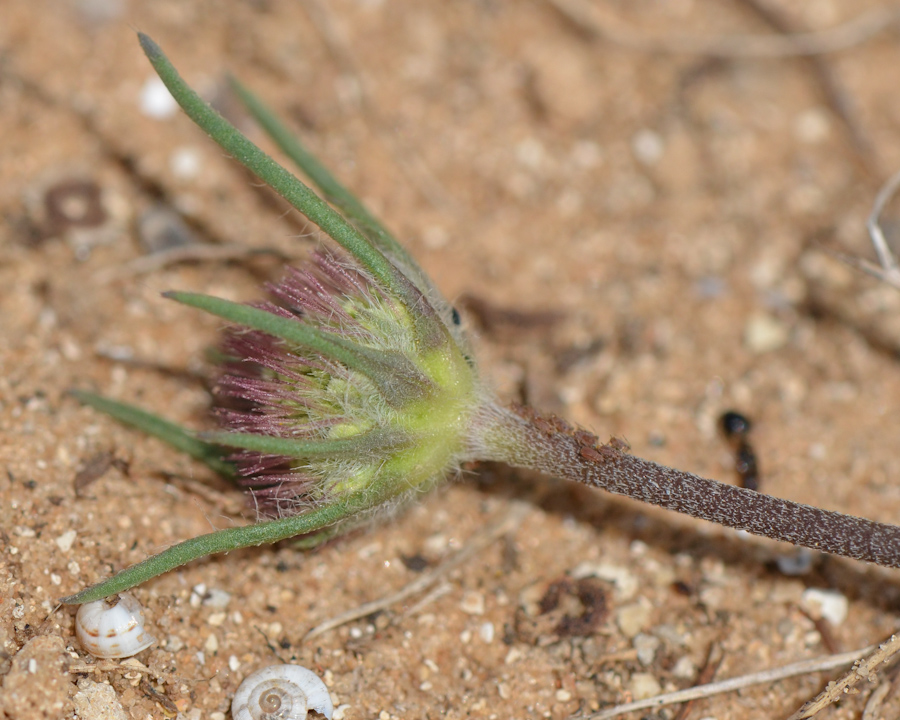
<box><xmin>4</xmin><ymin>1</ymin><xmax>900</xmax><ymax>718</ymax></box>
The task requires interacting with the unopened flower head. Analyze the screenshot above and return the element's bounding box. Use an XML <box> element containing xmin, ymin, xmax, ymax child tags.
<box><xmin>214</xmin><ymin>249</ymin><xmax>481</xmax><ymax>523</ymax></box>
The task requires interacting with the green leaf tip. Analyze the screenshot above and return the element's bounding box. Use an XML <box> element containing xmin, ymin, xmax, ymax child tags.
<box><xmin>136</xmin><ymin>31</ymin><xmax>161</xmax><ymax>60</ymax></box>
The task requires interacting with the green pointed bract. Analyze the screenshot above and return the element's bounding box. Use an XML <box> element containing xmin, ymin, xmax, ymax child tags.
<box><xmin>201</xmin><ymin>429</ymin><xmax>406</xmax><ymax>458</ymax></box>
<box><xmin>164</xmin><ymin>291</ymin><xmax>431</xmax><ymax>406</ymax></box>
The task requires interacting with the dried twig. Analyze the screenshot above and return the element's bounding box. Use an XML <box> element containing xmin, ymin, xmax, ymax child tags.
<box><xmin>545</xmin><ymin>0</ymin><xmax>898</xmax><ymax>58</ymax></box>
<box><xmin>849</xmin><ymin>168</ymin><xmax>900</xmax><ymax>289</ymax></box>
<box><xmin>786</xmin><ymin>633</ymin><xmax>900</xmax><ymax>720</ymax></box>
<box><xmin>577</xmin><ymin>645</ymin><xmax>874</xmax><ymax>720</ymax></box>
<box><xmin>861</xmin><ymin>680</ymin><xmax>892</xmax><ymax>720</ymax></box>
<box><xmin>672</xmin><ymin>642</ymin><xmax>724</xmax><ymax>720</ymax></box>
<box><xmin>302</xmin><ymin>501</ymin><xmax>529</xmax><ymax>641</ymax></box>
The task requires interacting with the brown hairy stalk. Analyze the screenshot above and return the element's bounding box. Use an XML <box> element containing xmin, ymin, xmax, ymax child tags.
<box><xmin>478</xmin><ymin>404</ymin><xmax>900</xmax><ymax>568</ymax></box>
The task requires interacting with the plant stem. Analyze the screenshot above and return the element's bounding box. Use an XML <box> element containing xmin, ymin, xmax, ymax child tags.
<box><xmin>478</xmin><ymin>403</ymin><xmax>900</xmax><ymax>568</ymax></box>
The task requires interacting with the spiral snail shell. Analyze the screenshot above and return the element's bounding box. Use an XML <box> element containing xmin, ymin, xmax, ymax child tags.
<box><xmin>74</xmin><ymin>592</ymin><xmax>157</xmax><ymax>658</ymax></box>
<box><xmin>232</xmin><ymin>664</ymin><xmax>333</xmax><ymax>720</ymax></box>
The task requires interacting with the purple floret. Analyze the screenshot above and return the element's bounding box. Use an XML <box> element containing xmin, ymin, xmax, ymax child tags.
<box><xmin>213</xmin><ymin>251</ymin><xmax>376</xmax><ymax>516</ymax></box>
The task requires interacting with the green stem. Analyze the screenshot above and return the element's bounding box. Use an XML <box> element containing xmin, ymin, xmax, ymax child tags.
<box><xmin>60</xmin><ymin>491</ymin><xmax>369</xmax><ymax>604</ymax></box>
<box><xmin>70</xmin><ymin>390</ymin><xmax>234</xmax><ymax>477</ymax></box>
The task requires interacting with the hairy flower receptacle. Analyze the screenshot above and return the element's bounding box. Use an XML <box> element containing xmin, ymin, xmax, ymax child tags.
<box><xmin>207</xmin><ymin>249</ymin><xmax>483</xmax><ymax>520</ymax></box>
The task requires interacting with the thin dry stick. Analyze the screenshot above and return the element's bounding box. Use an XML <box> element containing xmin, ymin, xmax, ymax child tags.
<box><xmin>302</xmin><ymin>501</ymin><xmax>529</xmax><ymax>641</ymax></box>
<box><xmin>299</xmin><ymin>0</ymin><xmax>459</xmax><ymax>215</ymax></box>
<box><xmin>833</xmin><ymin>167</ymin><xmax>900</xmax><ymax>288</ymax></box>
<box><xmin>671</xmin><ymin>642</ymin><xmax>724</xmax><ymax>720</ymax></box>
<box><xmin>786</xmin><ymin>633</ymin><xmax>900</xmax><ymax>720</ymax></box>
<box><xmin>862</xmin><ymin>167</ymin><xmax>900</xmax><ymax>288</ymax></box>
<box><xmin>576</xmin><ymin>645</ymin><xmax>874</xmax><ymax>720</ymax></box>
<box><xmin>545</xmin><ymin>0</ymin><xmax>898</xmax><ymax>58</ymax></box>
<box><xmin>861</xmin><ymin>680</ymin><xmax>892</xmax><ymax>720</ymax></box>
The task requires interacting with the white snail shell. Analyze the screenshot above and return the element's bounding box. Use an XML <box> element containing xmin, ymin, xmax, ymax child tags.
<box><xmin>74</xmin><ymin>593</ymin><xmax>157</xmax><ymax>659</ymax></box>
<box><xmin>232</xmin><ymin>664</ymin><xmax>334</xmax><ymax>720</ymax></box>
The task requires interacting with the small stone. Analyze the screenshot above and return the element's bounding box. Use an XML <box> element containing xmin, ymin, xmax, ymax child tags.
<box><xmin>555</xmin><ymin>689</ymin><xmax>573</xmax><ymax>702</ymax></box>
<box><xmin>207</xmin><ymin>612</ymin><xmax>227</xmax><ymax>627</ymax></box>
<box><xmin>460</xmin><ymin>591</ymin><xmax>485</xmax><ymax>615</ymax></box>
<box><xmin>632</xmin><ymin>129</ymin><xmax>664</xmax><ymax>166</ymax></box>
<box><xmin>479</xmin><ymin>622</ymin><xmax>495</xmax><ymax>643</ymax></box>
<box><xmin>744</xmin><ymin>313</ymin><xmax>789</xmax><ymax>353</ymax></box>
<box><xmin>794</xmin><ymin>108</ymin><xmax>830</xmax><ymax>144</ymax></box>
<box><xmin>169</xmin><ymin>147</ymin><xmax>202</xmax><ymax>180</ymax></box>
<box><xmin>571</xmin><ymin>562</ymin><xmax>637</xmax><ymax>600</ymax></box>
<box><xmin>189</xmin><ymin>583</ymin><xmax>207</xmax><ymax>608</ymax></box>
<box><xmin>228</xmin><ymin>655</ymin><xmax>240</xmax><ymax>672</ymax></box>
<box><xmin>54</xmin><ymin>529</ymin><xmax>77</xmax><ymax>552</ymax></box>
<box><xmin>204</xmin><ymin>634</ymin><xmax>219</xmax><ymax>654</ymax></box>
<box><xmin>616</xmin><ymin>599</ymin><xmax>653</xmax><ymax>638</ymax></box>
<box><xmin>801</xmin><ymin>588</ymin><xmax>848</xmax><ymax>626</ymax></box>
<box><xmin>140</xmin><ymin>77</ymin><xmax>178</xmax><ymax>119</ymax></box>
<box><xmin>633</xmin><ymin>633</ymin><xmax>660</xmax><ymax>666</ymax></box>
<box><xmin>73</xmin><ymin>679</ymin><xmax>129</xmax><ymax>720</ymax></box>
<box><xmin>138</xmin><ymin>205</ymin><xmax>197</xmax><ymax>254</ymax></box>
<box><xmin>628</xmin><ymin>672</ymin><xmax>662</xmax><ymax>700</ymax></box>
<box><xmin>672</xmin><ymin>656</ymin><xmax>696</xmax><ymax>679</ymax></box>
<box><xmin>505</xmin><ymin>647</ymin><xmax>524</xmax><ymax>664</ymax></box>
<box><xmin>775</xmin><ymin>549</ymin><xmax>815</xmax><ymax>576</ymax></box>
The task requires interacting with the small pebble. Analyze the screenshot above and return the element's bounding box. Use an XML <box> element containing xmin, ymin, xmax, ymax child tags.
<box><xmin>628</xmin><ymin>672</ymin><xmax>662</xmax><ymax>700</ymax></box>
<box><xmin>479</xmin><ymin>622</ymin><xmax>495</xmax><ymax>643</ymax></box>
<box><xmin>776</xmin><ymin>549</ymin><xmax>815</xmax><ymax>576</ymax></box>
<box><xmin>204</xmin><ymin>634</ymin><xmax>218</xmax><ymax>654</ymax></box>
<box><xmin>671</xmin><ymin>656</ymin><xmax>696</xmax><ymax>679</ymax></box>
<box><xmin>801</xmin><ymin>588</ymin><xmax>848</xmax><ymax>626</ymax></box>
<box><xmin>794</xmin><ymin>107</ymin><xmax>831</xmax><ymax>144</ymax></box>
<box><xmin>744</xmin><ymin>312</ymin><xmax>789</xmax><ymax>353</ymax></box>
<box><xmin>140</xmin><ymin>77</ymin><xmax>178</xmax><ymax>119</ymax></box>
<box><xmin>571</xmin><ymin>562</ymin><xmax>638</xmax><ymax>600</ymax></box>
<box><xmin>460</xmin><ymin>591</ymin><xmax>485</xmax><ymax>615</ymax></box>
<box><xmin>632</xmin><ymin>129</ymin><xmax>664</xmax><ymax>166</ymax></box>
<box><xmin>169</xmin><ymin>147</ymin><xmax>202</xmax><ymax>179</ymax></box>
<box><xmin>138</xmin><ymin>205</ymin><xmax>197</xmax><ymax>254</ymax></box>
<box><xmin>616</xmin><ymin>600</ymin><xmax>652</xmax><ymax>638</ymax></box>
<box><xmin>633</xmin><ymin>633</ymin><xmax>660</xmax><ymax>666</ymax></box>
<box><xmin>73</xmin><ymin>679</ymin><xmax>129</xmax><ymax>720</ymax></box>
<box><xmin>189</xmin><ymin>583</ymin><xmax>207</xmax><ymax>608</ymax></box>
